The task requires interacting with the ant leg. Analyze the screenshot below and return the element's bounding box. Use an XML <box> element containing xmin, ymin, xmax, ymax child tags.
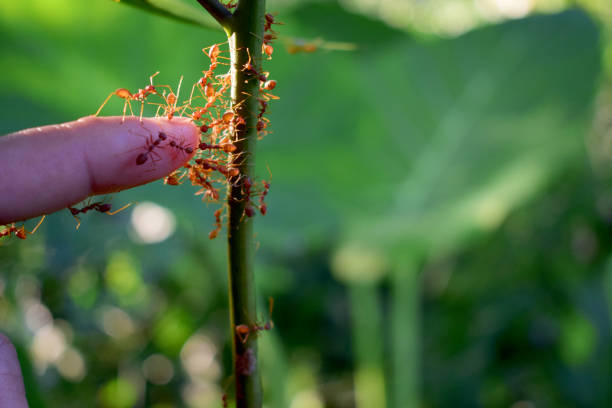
<box><xmin>106</xmin><ymin>203</ymin><xmax>133</xmax><ymax>216</ymax></box>
<box><xmin>94</xmin><ymin>92</ymin><xmax>115</xmax><ymax>116</ymax></box>
<box><xmin>29</xmin><ymin>215</ymin><xmax>46</xmax><ymax>235</ymax></box>
<box><xmin>149</xmin><ymin>71</ymin><xmax>160</xmax><ymax>85</ymax></box>
<box><xmin>139</xmin><ymin>100</ymin><xmax>145</xmax><ymax>122</ymax></box>
<box><xmin>121</xmin><ymin>100</ymin><xmax>129</xmax><ymax>122</ymax></box>
<box><xmin>189</xmin><ymin>82</ymin><xmax>197</xmax><ymax>106</ymax></box>
<box><xmin>69</xmin><ymin>211</ymin><xmax>82</xmax><ymax>230</ymax></box>
<box><xmin>174</xmin><ymin>76</ymin><xmax>184</xmax><ymax>109</ymax></box>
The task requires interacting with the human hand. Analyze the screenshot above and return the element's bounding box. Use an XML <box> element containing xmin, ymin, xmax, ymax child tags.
<box><xmin>0</xmin><ymin>116</ymin><xmax>198</xmax><ymax>406</ymax></box>
<box><xmin>0</xmin><ymin>116</ymin><xmax>198</xmax><ymax>224</ymax></box>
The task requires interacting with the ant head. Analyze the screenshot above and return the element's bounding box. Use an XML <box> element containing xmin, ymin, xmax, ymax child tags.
<box><xmin>263</xmin><ymin>80</ymin><xmax>276</xmax><ymax>90</ymax></box>
<box><xmin>16</xmin><ymin>227</ymin><xmax>27</xmax><ymax>239</ymax></box>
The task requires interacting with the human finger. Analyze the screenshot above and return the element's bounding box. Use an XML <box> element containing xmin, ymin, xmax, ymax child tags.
<box><xmin>0</xmin><ymin>116</ymin><xmax>198</xmax><ymax>224</ymax></box>
<box><xmin>0</xmin><ymin>333</ymin><xmax>28</xmax><ymax>408</ymax></box>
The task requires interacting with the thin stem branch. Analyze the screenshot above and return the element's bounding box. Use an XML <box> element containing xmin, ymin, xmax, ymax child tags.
<box><xmin>224</xmin><ymin>0</ymin><xmax>266</xmax><ymax>401</ymax></box>
<box><xmin>197</xmin><ymin>0</ymin><xmax>266</xmax><ymax>406</ymax></box>
<box><xmin>195</xmin><ymin>0</ymin><xmax>233</xmax><ymax>28</ymax></box>
<box><xmin>225</xmin><ymin>0</ymin><xmax>266</xmax><ymax>406</ymax></box>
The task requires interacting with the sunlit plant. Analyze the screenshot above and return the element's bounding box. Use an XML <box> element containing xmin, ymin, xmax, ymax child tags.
<box><xmin>1</xmin><ymin>0</ymin><xmax>278</xmax><ymax>406</ymax></box>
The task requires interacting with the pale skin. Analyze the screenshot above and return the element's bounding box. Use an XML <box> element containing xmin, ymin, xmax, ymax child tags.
<box><xmin>0</xmin><ymin>115</ymin><xmax>199</xmax><ymax>407</ymax></box>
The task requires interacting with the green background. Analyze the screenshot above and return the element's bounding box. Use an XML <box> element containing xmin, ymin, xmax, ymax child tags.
<box><xmin>1</xmin><ymin>0</ymin><xmax>612</xmax><ymax>407</ymax></box>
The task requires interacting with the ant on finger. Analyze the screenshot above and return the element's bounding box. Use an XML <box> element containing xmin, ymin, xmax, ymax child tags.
<box><xmin>95</xmin><ymin>72</ymin><xmax>161</xmax><ymax>120</ymax></box>
<box><xmin>68</xmin><ymin>201</ymin><xmax>132</xmax><ymax>229</ymax></box>
<box><xmin>133</xmin><ymin>131</ymin><xmax>167</xmax><ymax>166</ymax></box>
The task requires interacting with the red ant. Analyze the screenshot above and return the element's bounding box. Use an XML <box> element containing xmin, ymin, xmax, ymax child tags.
<box><xmin>262</xmin><ymin>43</ymin><xmax>273</xmax><ymax>59</ymax></box>
<box><xmin>194</xmin><ymin>43</ymin><xmax>230</xmax><ymax>92</ymax></box>
<box><xmin>95</xmin><ymin>72</ymin><xmax>161</xmax><ymax>120</ymax></box>
<box><xmin>235</xmin><ymin>297</ymin><xmax>275</xmax><ymax>344</ymax></box>
<box><xmin>196</xmin><ymin>158</ymin><xmax>240</xmax><ymax>178</ymax></box>
<box><xmin>259</xmin><ymin>181</ymin><xmax>270</xmax><ymax>215</ymax></box>
<box><xmin>0</xmin><ymin>216</ymin><xmax>46</xmax><ymax>240</ymax></box>
<box><xmin>240</xmin><ymin>177</ymin><xmax>270</xmax><ymax>217</ymax></box>
<box><xmin>209</xmin><ymin>208</ymin><xmax>223</xmax><ymax>239</ymax></box>
<box><xmin>256</xmin><ymin>117</ymin><xmax>270</xmax><ymax>139</ymax></box>
<box><xmin>264</xmin><ymin>13</ymin><xmax>282</xmax><ymax>33</ymax></box>
<box><xmin>168</xmin><ymin>137</ymin><xmax>195</xmax><ymax>155</ymax></box>
<box><xmin>164</xmin><ymin>170</ymin><xmax>186</xmax><ymax>186</ymax></box>
<box><xmin>242</xmin><ymin>48</ymin><xmax>259</xmax><ymax>77</ymax></box>
<box><xmin>68</xmin><ymin>201</ymin><xmax>132</xmax><ymax>229</ymax></box>
<box><xmin>242</xmin><ymin>177</ymin><xmax>256</xmax><ymax>217</ymax></box>
<box><xmin>198</xmin><ymin>141</ymin><xmax>237</xmax><ymax>153</ymax></box>
<box><xmin>261</xmin><ymin>80</ymin><xmax>276</xmax><ymax>91</ymax></box>
<box><xmin>152</xmin><ymin>76</ymin><xmax>185</xmax><ymax>120</ymax></box>
<box><xmin>135</xmin><ymin>131</ymin><xmax>168</xmax><ymax>166</ymax></box>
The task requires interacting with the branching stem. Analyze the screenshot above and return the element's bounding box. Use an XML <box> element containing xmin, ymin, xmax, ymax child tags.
<box><xmin>195</xmin><ymin>0</ymin><xmax>233</xmax><ymax>29</ymax></box>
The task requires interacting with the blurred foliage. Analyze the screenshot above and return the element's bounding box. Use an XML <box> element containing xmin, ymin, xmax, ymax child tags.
<box><xmin>1</xmin><ymin>0</ymin><xmax>612</xmax><ymax>407</ymax></box>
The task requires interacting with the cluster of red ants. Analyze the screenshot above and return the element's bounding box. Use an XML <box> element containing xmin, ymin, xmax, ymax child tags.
<box><xmin>0</xmin><ymin>13</ymin><xmax>281</xmax><ymax>242</ymax></box>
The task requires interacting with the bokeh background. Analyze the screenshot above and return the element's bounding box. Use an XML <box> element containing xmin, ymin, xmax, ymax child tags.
<box><xmin>1</xmin><ymin>0</ymin><xmax>612</xmax><ymax>407</ymax></box>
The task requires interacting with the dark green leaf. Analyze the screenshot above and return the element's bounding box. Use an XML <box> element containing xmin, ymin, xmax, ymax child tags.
<box><xmin>116</xmin><ymin>0</ymin><xmax>219</xmax><ymax>29</ymax></box>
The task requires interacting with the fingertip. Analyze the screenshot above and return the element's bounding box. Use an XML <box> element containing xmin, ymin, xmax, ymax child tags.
<box><xmin>81</xmin><ymin>116</ymin><xmax>199</xmax><ymax>195</ymax></box>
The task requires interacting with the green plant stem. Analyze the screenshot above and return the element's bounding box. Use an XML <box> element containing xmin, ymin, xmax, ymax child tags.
<box><xmin>225</xmin><ymin>0</ymin><xmax>266</xmax><ymax>407</ymax></box>
<box><xmin>195</xmin><ymin>0</ymin><xmax>233</xmax><ymax>28</ymax></box>
<box><xmin>390</xmin><ymin>258</ymin><xmax>420</xmax><ymax>407</ymax></box>
<box><xmin>195</xmin><ymin>0</ymin><xmax>266</xmax><ymax>405</ymax></box>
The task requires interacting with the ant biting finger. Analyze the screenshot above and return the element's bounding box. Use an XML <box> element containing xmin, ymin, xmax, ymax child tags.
<box><xmin>91</xmin><ymin>31</ymin><xmax>277</xmax><ymax>240</ymax></box>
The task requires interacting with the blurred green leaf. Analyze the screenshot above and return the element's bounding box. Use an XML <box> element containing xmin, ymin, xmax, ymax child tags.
<box><xmin>260</xmin><ymin>9</ymin><xmax>600</xmax><ymax>260</ymax></box>
<box><xmin>153</xmin><ymin>306</ymin><xmax>195</xmax><ymax>355</ymax></box>
<box><xmin>99</xmin><ymin>377</ymin><xmax>139</xmax><ymax>408</ymax></box>
<box><xmin>68</xmin><ymin>266</ymin><xmax>99</xmax><ymax>309</ymax></box>
<box><xmin>116</xmin><ymin>0</ymin><xmax>219</xmax><ymax>29</ymax></box>
<box><xmin>105</xmin><ymin>251</ymin><xmax>149</xmax><ymax>308</ymax></box>
<box><xmin>560</xmin><ymin>312</ymin><xmax>597</xmax><ymax>366</ymax></box>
